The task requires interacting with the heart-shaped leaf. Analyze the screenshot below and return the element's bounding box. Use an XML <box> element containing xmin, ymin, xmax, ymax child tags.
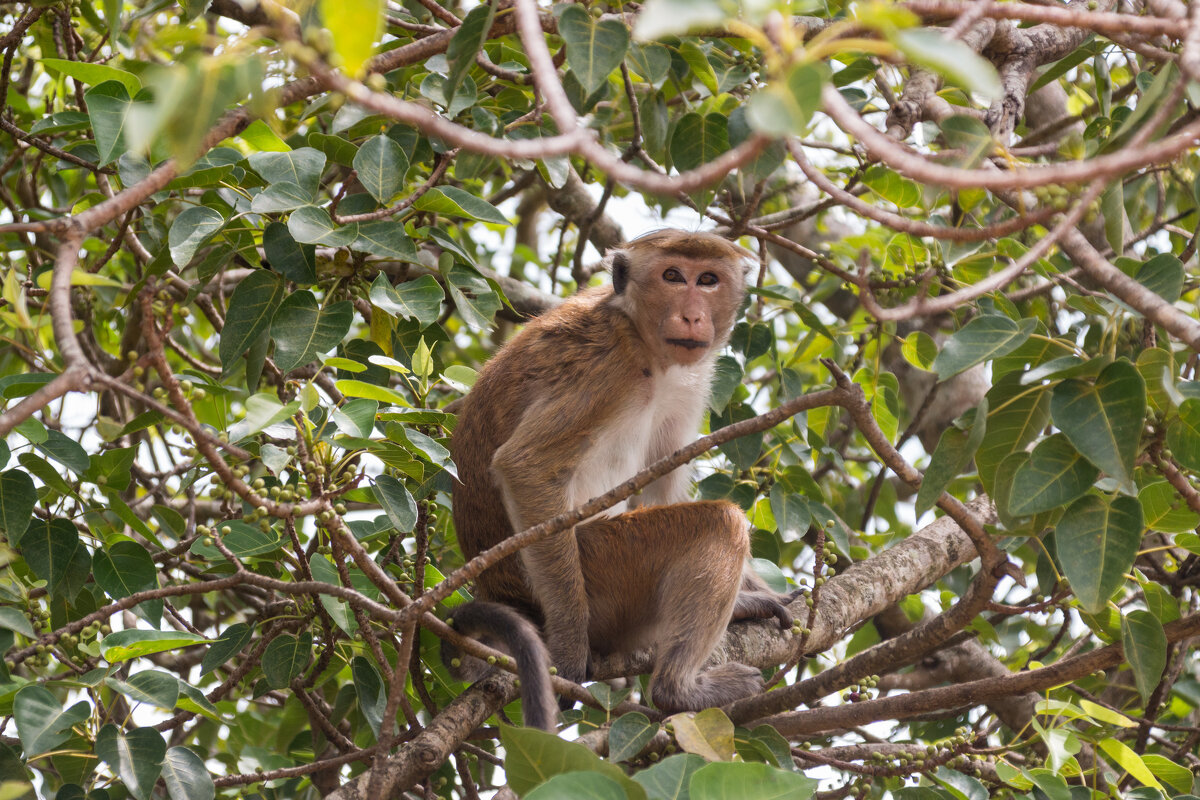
<box><xmin>162</xmin><ymin>746</ymin><xmax>215</xmax><ymax>800</ymax></box>
<box><xmin>96</xmin><ymin>725</ymin><xmax>166</xmax><ymax>800</ymax></box>
<box><xmin>932</xmin><ymin>315</ymin><xmax>1036</xmax><ymax>380</ymax></box>
<box><xmin>168</xmin><ymin>205</ymin><xmax>225</xmax><ymax>267</ymax></box>
<box><xmin>1008</xmin><ymin>434</ymin><xmax>1100</xmax><ymax>516</ymax></box>
<box><xmin>670</xmin><ymin>112</ymin><xmax>729</xmax><ymax>172</ymax></box>
<box><xmin>1051</xmin><ymin>360</ymin><xmax>1146</xmax><ymax>487</ymax></box>
<box><xmin>353</xmin><ymin>134</ymin><xmax>409</xmax><ymax>204</ymax></box>
<box><xmin>0</xmin><ymin>468</ymin><xmax>36</xmax><ymax>544</ymax></box>
<box><xmin>93</xmin><ymin>540</ymin><xmax>156</xmax><ymax>600</ymax></box>
<box><xmin>262</xmin><ymin>632</ymin><xmax>312</xmax><ymax>689</ymax></box>
<box><xmin>14</xmin><ymin>687</ymin><xmax>89</xmax><ymax>757</ymax></box>
<box><xmin>1120</xmin><ymin>609</ymin><xmax>1166</xmax><ymax>703</ymax></box>
<box><xmin>247</xmin><ymin>148</ymin><xmax>326</xmax><ymax>196</ymax></box>
<box><xmin>370</xmin><ymin>274</ymin><xmax>444</xmax><ymax>329</ymax></box>
<box><xmin>1056</xmin><ymin>494</ymin><xmax>1143</xmax><ymax>614</ymax></box>
<box><xmin>608</xmin><ymin>713</ymin><xmax>659</xmax><ymax>763</ymax></box>
<box><xmin>559</xmin><ymin>5</ymin><xmax>629</xmax><ymax>94</ymax></box>
<box><xmin>270</xmin><ymin>292</ymin><xmax>353</xmax><ymax>373</ymax></box>
<box><xmin>219</xmin><ymin>270</ymin><xmax>285</xmax><ymax>371</ymax></box>
<box><xmin>287</xmin><ymin>205</ymin><xmax>359</xmax><ymax>247</ymax></box>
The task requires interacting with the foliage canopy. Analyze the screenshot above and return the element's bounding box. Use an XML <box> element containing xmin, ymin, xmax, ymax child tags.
<box><xmin>1</xmin><ymin>0</ymin><xmax>1199</xmax><ymax>798</ymax></box>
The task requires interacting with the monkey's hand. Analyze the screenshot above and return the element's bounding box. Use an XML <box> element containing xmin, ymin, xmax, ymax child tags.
<box><xmin>731</xmin><ymin>588</ymin><xmax>802</xmax><ymax>630</ymax></box>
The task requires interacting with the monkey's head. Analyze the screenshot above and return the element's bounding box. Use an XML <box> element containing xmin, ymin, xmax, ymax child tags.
<box><xmin>606</xmin><ymin>230</ymin><xmax>752</xmax><ymax>368</ymax></box>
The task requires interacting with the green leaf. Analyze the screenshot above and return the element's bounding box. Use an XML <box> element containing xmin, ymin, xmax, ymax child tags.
<box><xmin>1120</xmin><ymin>609</ymin><xmax>1166</xmax><ymax>703</ymax></box>
<box><xmin>93</xmin><ymin>541</ymin><xmax>157</xmax><ymax>600</ymax></box>
<box><xmin>560</xmin><ymin>5</ymin><xmax>629</xmax><ymax>94</ymax></box>
<box><xmin>287</xmin><ymin>206</ymin><xmax>360</xmax><ymax>247</ymax></box>
<box><xmin>891</xmin><ymin>28</ymin><xmax>1001</xmax><ymax>101</ymax></box>
<box><xmin>1135</xmin><ymin>253</ymin><xmax>1184</xmax><ymax>303</ymax></box>
<box><xmin>250</xmin><ymin>181</ymin><xmax>314</xmax><ymax>213</ymax></box>
<box><xmin>632</xmin><ymin>0</ymin><xmax>725</xmax><ymax>40</ymax></box>
<box><xmin>669</xmin><ymin>708</ymin><xmax>735</xmax><ymax>762</ymax></box>
<box><xmin>0</xmin><ymin>469</ymin><xmax>36</xmax><ymax>544</ymax></box>
<box><xmin>166</xmin><ymin>164</ymin><xmax>235</xmax><ymax>191</ymax></box>
<box><xmin>679</xmin><ymin>41</ymin><xmax>718</xmax><ymax>94</ymax></box>
<box><xmin>369</xmin><ymin>274</ymin><xmax>444</xmax><ymax>329</ymax></box>
<box><xmin>84</xmin><ymin>447</ymin><xmax>136</xmax><ymax>491</ymax></box>
<box><xmin>161</xmin><ymin>746</ymin><xmax>215</xmax><ymax>800</ymax></box>
<box><xmin>746</xmin><ymin>60</ymin><xmax>825</xmax><ymax>137</ymax></box>
<box><xmin>690</xmin><ymin>762</ymin><xmax>817</xmax><ymax>800</ymax></box>
<box><xmin>319</xmin><ymin>0</ymin><xmax>384</xmax><ymax>76</ymax></box>
<box><xmin>1051</xmin><ymin>360</ymin><xmax>1146</xmax><ymax>487</ymax></box>
<box><xmin>201</xmin><ymin>622</ymin><xmax>254</xmax><ymax>675</ymax></box>
<box><xmin>863</xmin><ymin>165</ymin><xmax>922</xmax><ymax>208</ymax></box>
<box><xmin>247</xmin><ymin>147</ymin><xmax>326</xmax><ymax>195</ymax></box>
<box><xmin>20</xmin><ymin>517</ymin><xmax>91</xmax><ymax>599</ymax></box>
<box><xmin>627</xmin><ymin>43</ymin><xmax>671</xmax><ymax>88</ymax></box>
<box><xmin>354</xmin><ymin>221</ymin><xmax>420</xmax><ymax>261</ymax></box>
<box><xmin>444</xmin><ymin>2</ymin><xmax>496</xmax><ymax>104</ymax></box>
<box><xmin>501</xmin><ymin>726</ymin><xmax>647</xmax><ymax>800</ymax></box>
<box><xmin>101</xmin><ymin>629</ymin><xmax>208</xmax><ymax>662</ymax></box>
<box><xmin>168</xmin><ymin>205</ymin><xmax>225</xmax><ymax>267</ymax></box>
<box><xmin>308</xmin><ymin>131</ymin><xmax>359</xmax><ymax>166</ymax></box>
<box><xmin>351</xmin><ymin>656</ymin><xmax>386</xmax><ymax>740</ymax></box>
<box><xmin>1140</xmin><ymin>754</ymin><xmax>1194</xmax><ymax>793</ymax></box>
<box><xmin>106</xmin><ymin>670</ymin><xmax>180</xmax><ymax>710</ymax></box>
<box><xmin>1167</xmin><ymin>398</ymin><xmax>1200</xmax><ymax>471</ymax></box>
<box><xmin>670</xmin><ymin>112</ymin><xmax>729</xmax><ymax>172</ymax></box>
<box><xmin>609</xmin><ymin>713</ymin><xmax>659</xmax><ymax>762</ymax></box>
<box><xmin>85</xmin><ymin>81</ymin><xmax>132</xmax><ymax>166</ymax></box>
<box><xmin>262</xmin><ymin>632</ymin><xmax>312</xmax><ymax>689</ymax></box>
<box><xmin>219</xmin><ymin>270</ymin><xmax>285</xmax><ymax>370</ymax></box>
<box><xmin>1097</xmin><ymin>738</ymin><xmax>1163</xmax><ymax>791</ymax></box>
<box><xmin>939</xmin><ymin>114</ymin><xmax>995</xmax><ymax>168</ymax></box>
<box><xmin>1139</xmin><ymin>480</ymin><xmax>1200</xmax><ymax>533</ymax></box>
<box><xmin>769</xmin><ymin>484</ymin><xmax>811</xmax><ymax>541</ymax></box>
<box><xmin>332</xmin><ymin>398</ymin><xmax>378</xmax><ymax>438</ymax></box>
<box><xmin>977</xmin><ymin>379</ymin><xmax>1050</xmax><ymax>497</ymax></box>
<box><xmin>335</xmin><ymin>379</ymin><xmax>412</xmax><ymax>407</ymax></box>
<box><xmin>1008</xmin><ymin>434</ymin><xmax>1100</xmax><ymax>516</ymax></box>
<box><xmin>916</xmin><ymin>404</ymin><xmax>986</xmax><ymax>516</ymax></box>
<box><xmin>932</xmin><ymin>315</ymin><xmax>1036</xmax><ymax>380</ymax></box>
<box><xmin>708</xmin><ymin>355</ymin><xmax>743</xmax><ymax>412</ymax></box>
<box><xmin>43</xmin><ymin>57</ymin><xmax>141</xmax><ymax>95</ymax></box>
<box><xmin>269</xmin><ymin>293</ymin><xmax>353</xmax><ymax>373</ymax></box>
<box><xmin>1056</xmin><ymin>494</ymin><xmax>1143</xmax><ymax>614</ymax></box>
<box><xmin>373</xmin><ymin>474</ymin><xmax>417</xmax><ymax>532</ymax></box>
<box><xmin>262</xmin><ymin>222</ymin><xmax>317</xmax><ymax>285</ymax></box>
<box><xmin>14</xmin><ymin>687</ymin><xmax>89</xmax><ymax>757</ymax></box>
<box><xmin>445</xmin><ymin>263</ymin><xmax>501</xmax><ymax>330</ymax></box>
<box><xmin>35</xmin><ymin>429</ymin><xmax>90</xmax><ymax>473</ymax></box>
<box><xmin>191</xmin><ymin>521</ymin><xmax>283</xmax><ymax>561</ymax></box>
<box><xmin>96</xmin><ymin>725</ymin><xmax>166</xmax><ymax>800</ymax></box>
<box><xmin>0</xmin><ymin>607</ymin><xmax>34</xmax><ymax>638</ymax></box>
<box><xmin>412</xmin><ymin>186</ymin><xmax>509</xmax><ymax>224</ymax></box>
<box><xmin>353</xmin><ymin>134</ymin><xmax>409</xmax><ymax>205</ymax></box>
<box><xmin>526</xmin><ymin>773</ymin><xmax>628</xmax><ymax>800</ymax></box>
<box><xmin>633</xmin><ymin>753</ymin><xmax>707</xmax><ymax>800</ymax></box>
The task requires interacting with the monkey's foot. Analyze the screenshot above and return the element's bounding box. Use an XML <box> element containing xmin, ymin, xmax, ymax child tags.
<box><xmin>652</xmin><ymin>663</ymin><xmax>764</xmax><ymax>713</ymax></box>
<box><xmin>731</xmin><ymin>589</ymin><xmax>797</xmax><ymax>629</ymax></box>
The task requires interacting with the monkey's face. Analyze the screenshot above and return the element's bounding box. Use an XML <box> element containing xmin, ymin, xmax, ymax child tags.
<box><xmin>635</xmin><ymin>257</ymin><xmax>745</xmax><ymax>367</ymax></box>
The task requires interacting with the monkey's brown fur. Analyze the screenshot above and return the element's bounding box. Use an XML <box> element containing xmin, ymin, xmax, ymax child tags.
<box><xmin>447</xmin><ymin>230</ymin><xmax>797</xmax><ymax>730</ymax></box>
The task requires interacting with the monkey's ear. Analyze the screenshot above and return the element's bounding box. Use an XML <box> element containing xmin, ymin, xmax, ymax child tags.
<box><xmin>611</xmin><ymin>251</ymin><xmax>630</xmax><ymax>294</ymax></box>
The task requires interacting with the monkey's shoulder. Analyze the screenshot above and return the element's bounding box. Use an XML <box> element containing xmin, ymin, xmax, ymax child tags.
<box><xmin>520</xmin><ymin>292</ymin><xmax>645</xmax><ymax>372</ymax></box>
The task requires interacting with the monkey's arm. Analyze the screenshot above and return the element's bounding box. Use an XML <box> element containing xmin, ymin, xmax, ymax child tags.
<box><xmin>732</xmin><ymin>566</ymin><xmax>802</xmax><ymax>629</ymax></box>
<box><xmin>491</xmin><ymin>392</ymin><xmax>616</xmax><ymax>684</ymax></box>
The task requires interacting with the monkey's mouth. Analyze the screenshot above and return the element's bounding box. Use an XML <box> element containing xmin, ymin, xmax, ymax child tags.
<box><xmin>666</xmin><ymin>338</ymin><xmax>708</xmax><ymax>350</ymax></box>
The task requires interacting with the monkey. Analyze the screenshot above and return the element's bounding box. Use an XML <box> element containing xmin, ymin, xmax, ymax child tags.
<box><xmin>443</xmin><ymin>229</ymin><xmax>798</xmax><ymax>731</ymax></box>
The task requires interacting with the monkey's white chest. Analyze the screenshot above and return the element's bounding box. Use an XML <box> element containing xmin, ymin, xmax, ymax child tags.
<box><xmin>568</xmin><ymin>363</ymin><xmax>713</xmax><ymax>516</ymax></box>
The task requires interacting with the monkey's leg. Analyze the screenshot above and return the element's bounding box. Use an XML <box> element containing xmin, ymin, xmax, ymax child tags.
<box><xmin>579</xmin><ymin>501</ymin><xmax>763</xmax><ymax>714</ymax></box>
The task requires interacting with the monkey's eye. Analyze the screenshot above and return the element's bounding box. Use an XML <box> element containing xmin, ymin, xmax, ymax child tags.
<box><xmin>662</xmin><ymin>268</ymin><xmax>686</xmax><ymax>283</ymax></box>
<box><xmin>697</xmin><ymin>272</ymin><xmax>719</xmax><ymax>286</ymax></box>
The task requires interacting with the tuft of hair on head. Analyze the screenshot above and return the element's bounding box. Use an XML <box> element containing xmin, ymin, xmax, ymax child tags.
<box><xmin>621</xmin><ymin>230</ymin><xmax>754</xmax><ymax>275</ymax></box>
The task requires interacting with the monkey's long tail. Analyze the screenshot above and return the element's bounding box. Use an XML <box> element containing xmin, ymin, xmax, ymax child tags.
<box><xmin>442</xmin><ymin>601</ymin><xmax>557</xmax><ymax>731</ymax></box>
